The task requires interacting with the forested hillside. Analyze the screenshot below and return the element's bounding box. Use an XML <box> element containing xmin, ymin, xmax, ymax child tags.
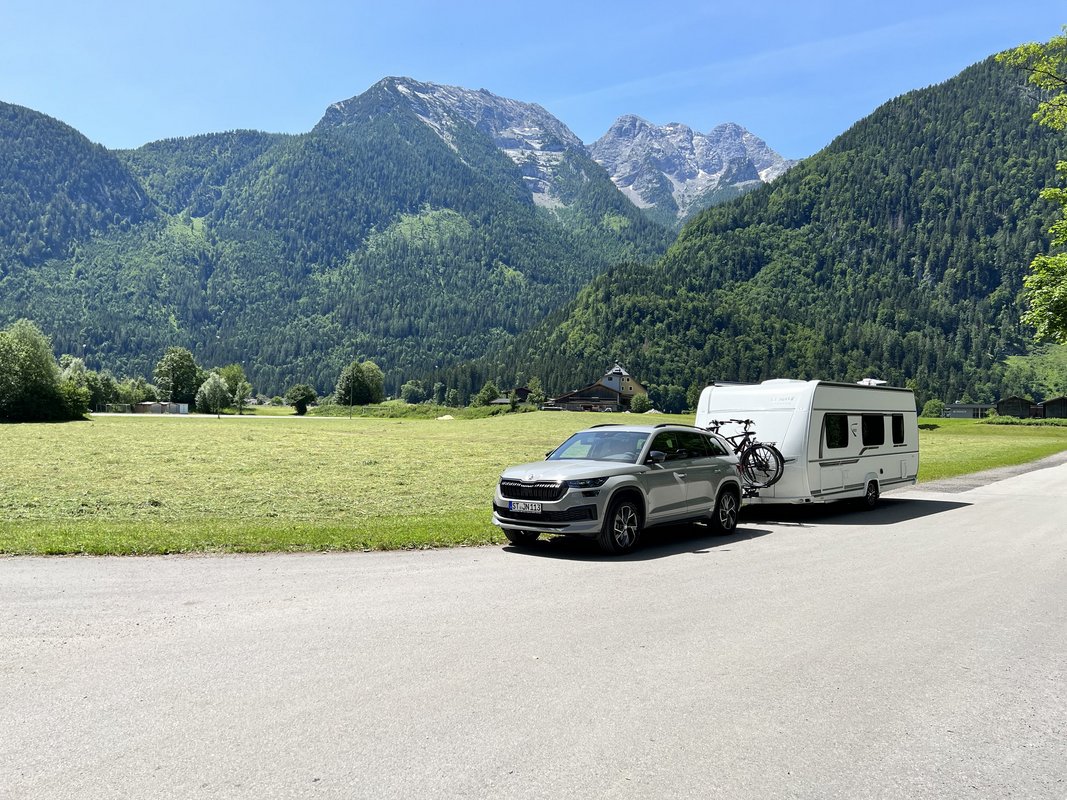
<box><xmin>0</xmin><ymin>83</ymin><xmax>669</xmax><ymax>394</ymax></box>
<box><xmin>0</xmin><ymin>102</ymin><xmax>153</xmax><ymax>267</ymax></box>
<box><xmin>465</xmin><ymin>57</ymin><xmax>1063</xmax><ymax>408</ymax></box>
<box><xmin>120</xmin><ymin>130</ymin><xmax>287</xmax><ymax>215</ymax></box>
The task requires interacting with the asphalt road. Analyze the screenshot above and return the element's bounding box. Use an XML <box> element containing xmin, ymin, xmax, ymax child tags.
<box><xmin>2</xmin><ymin>463</ymin><xmax>1066</xmax><ymax>799</ymax></box>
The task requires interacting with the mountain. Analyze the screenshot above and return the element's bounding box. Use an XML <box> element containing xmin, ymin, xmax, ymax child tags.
<box><xmin>120</xmin><ymin>130</ymin><xmax>288</xmax><ymax>215</ymax></box>
<box><xmin>466</xmin><ymin>56</ymin><xmax>1062</xmax><ymax>409</ymax></box>
<box><xmin>321</xmin><ymin>78</ymin><xmax>590</xmax><ymax>210</ymax></box>
<box><xmin>0</xmin><ymin>102</ymin><xmax>153</xmax><ymax>267</ymax></box>
<box><xmin>0</xmin><ymin>80</ymin><xmax>670</xmax><ymax>394</ymax></box>
<box><xmin>590</xmin><ymin>116</ymin><xmax>795</xmax><ymax>226</ymax></box>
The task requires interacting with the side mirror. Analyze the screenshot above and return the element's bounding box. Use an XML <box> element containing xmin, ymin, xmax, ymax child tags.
<box><xmin>646</xmin><ymin>450</ymin><xmax>666</xmax><ymax>464</ymax></box>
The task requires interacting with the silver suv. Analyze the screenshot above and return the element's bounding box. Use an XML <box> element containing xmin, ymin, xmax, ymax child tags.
<box><xmin>492</xmin><ymin>423</ymin><xmax>743</xmax><ymax>554</ymax></box>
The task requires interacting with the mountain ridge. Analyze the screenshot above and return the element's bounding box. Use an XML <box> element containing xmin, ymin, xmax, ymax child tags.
<box><xmin>590</xmin><ymin>114</ymin><xmax>796</xmax><ymax>225</ymax></box>
<box><xmin>458</xmin><ymin>56</ymin><xmax>1060</xmax><ymax>408</ymax></box>
<box><xmin>0</xmin><ymin>78</ymin><xmax>672</xmax><ymax>394</ymax></box>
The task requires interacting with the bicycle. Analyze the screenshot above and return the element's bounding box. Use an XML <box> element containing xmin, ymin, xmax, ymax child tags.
<box><xmin>705</xmin><ymin>418</ymin><xmax>785</xmax><ymax>489</ymax></box>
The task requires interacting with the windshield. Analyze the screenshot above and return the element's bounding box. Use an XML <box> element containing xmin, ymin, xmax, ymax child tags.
<box><xmin>548</xmin><ymin>430</ymin><xmax>650</xmax><ymax>463</ymax></box>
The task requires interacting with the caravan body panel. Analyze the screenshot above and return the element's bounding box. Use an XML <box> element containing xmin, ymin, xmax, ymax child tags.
<box><xmin>696</xmin><ymin>379</ymin><xmax>919</xmax><ymax>504</ymax></box>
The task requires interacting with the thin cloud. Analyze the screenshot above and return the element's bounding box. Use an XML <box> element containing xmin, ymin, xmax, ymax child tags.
<box><xmin>549</xmin><ymin>18</ymin><xmax>939</xmax><ymax>109</ymax></box>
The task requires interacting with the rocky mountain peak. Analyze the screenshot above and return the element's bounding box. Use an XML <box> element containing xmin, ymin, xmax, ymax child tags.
<box><xmin>590</xmin><ymin>115</ymin><xmax>796</xmax><ymax>223</ymax></box>
<box><xmin>321</xmin><ymin>78</ymin><xmax>590</xmax><ymax>208</ymax></box>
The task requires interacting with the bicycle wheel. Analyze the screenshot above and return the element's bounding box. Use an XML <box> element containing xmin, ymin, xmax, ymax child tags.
<box><xmin>741</xmin><ymin>443</ymin><xmax>785</xmax><ymax>488</ymax></box>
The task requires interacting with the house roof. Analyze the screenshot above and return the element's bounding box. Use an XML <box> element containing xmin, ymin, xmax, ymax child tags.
<box><xmin>553</xmin><ymin>381</ymin><xmax>623</xmax><ymax>404</ymax></box>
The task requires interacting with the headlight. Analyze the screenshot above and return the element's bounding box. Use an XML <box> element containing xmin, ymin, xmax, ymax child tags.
<box><xmin>565</xmin><ymin>477</ymin><xmax>609</xmax><ymax>489</ymax></box>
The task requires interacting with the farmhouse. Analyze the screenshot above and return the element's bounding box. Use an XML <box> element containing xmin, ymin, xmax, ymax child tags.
<box><xmin>549</xmin><ymin>364</ymin><xmax>647</xmax><ymax>412</ymax></box>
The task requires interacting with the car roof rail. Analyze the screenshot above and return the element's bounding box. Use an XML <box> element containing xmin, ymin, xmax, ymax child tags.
<box><xmin>589</xmin><ymin>423</ymin><xmax>624</xmax><ymax>428</ymax></box>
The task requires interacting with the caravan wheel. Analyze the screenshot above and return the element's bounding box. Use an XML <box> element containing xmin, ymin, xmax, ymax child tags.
<box><xmin>860</xmin><ymin>480</ymin><xmax>880</xmax><ymax>511</ymax></box>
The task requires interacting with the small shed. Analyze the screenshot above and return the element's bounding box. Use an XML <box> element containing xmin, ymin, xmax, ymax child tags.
<box><xmin>996</xmin><ymin>396</ymin><xmax>1033</xmax><ymax>418</ymax></box>
<box><xmin>1041</xmin><ymin>396</ymin><xmax>1067</xmax><ymax>419</ymax></box>
<box><xmin>132</xmin><ymin>401</ymin><xmax>188</xmax><ymax>414</ymax></box>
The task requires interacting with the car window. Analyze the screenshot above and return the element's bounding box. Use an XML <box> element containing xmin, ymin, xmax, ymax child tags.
<box><xmin>549</xmin><ymin>430</ymin><xmax>649</xmax><ymax>463</ymax></box>
<box><xmin>704</xmin><ymin>434</ymin><xmax>728</xmax><ymax>456</ymax></box>
<box><xmin>649</xmin><ymin>432</ymin><xmax>688</xmax><ymax>461</ymax></box>
<box><xmin>678</xmin><ymin>431</ymin><xmax>711</xmax><ymax>458</ymax></box>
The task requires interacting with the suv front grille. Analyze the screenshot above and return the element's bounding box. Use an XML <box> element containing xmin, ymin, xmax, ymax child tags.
<box><xmin>494</xmin><ymin>503</ymin><xmax>598</xmax><ymax>523</ymax></box>
<box><xmin>499</xmin><ymin>479</ymin><xmax>566</xmax><ymax>502</ymax></box>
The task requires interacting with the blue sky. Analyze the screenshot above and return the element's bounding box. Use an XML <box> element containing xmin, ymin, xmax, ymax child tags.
<box><xmin>2</xmin><ymin>1</ymin><xmax>1065</xmax><ymax>159</ymax></box>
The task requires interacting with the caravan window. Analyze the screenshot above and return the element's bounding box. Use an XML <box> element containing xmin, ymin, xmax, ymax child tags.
<box><xmin>825</xmin><ymin>414</ymin><xmax>849</xmax><ymax>449</ymax></box>
<box><xmin>892</xmin><ymin>414</ymin><xmax>905</xmax><ymax>444</ymax></box>
<box><xmin>861</xmin><ymin>415</ymin><xmax>885</xmax><ymax>447</ymax></box>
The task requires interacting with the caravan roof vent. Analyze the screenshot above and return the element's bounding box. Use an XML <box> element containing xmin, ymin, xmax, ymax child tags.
<box><xmin>857</xmin><ymin>377</ymin><xmax>888</xmax><ymax>386</ymax></box>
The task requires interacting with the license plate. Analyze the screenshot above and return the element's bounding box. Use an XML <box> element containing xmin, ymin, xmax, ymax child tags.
<box><xmin>509</xmin><ymin>501</ymin><xmax>542</xmax><ymax>513</ymax></box>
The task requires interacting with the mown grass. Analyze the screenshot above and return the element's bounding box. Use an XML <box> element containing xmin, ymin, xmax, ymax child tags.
<box><xmin>917</xmin><ymin>418</ymin><xmax>1067</xmax><ymax>480</ymax></box>
<box><xmin>0</xmin><ymin>412</ymin><xmax>636</xmax><ymax>555</ymax></box>
<box><xmin>2</xmin><ymin>413</ymin><xmax>1066</xmax><ymax>554</ymax></box>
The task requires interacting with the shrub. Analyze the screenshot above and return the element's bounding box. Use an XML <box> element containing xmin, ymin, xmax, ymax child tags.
<box><xmin>920</xmin><ymin>399</ymin><xmax>945</xmax><ymax>418</ymax></box>
<box><xmin>630</xmin><ymin>393</ymin><xmax>652</xmax><ymax>414</ymax></box>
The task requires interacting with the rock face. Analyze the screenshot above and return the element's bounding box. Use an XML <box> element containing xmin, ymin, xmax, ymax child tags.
<box><xmin>589</xmin><ymin>115</ymin><xmax>796</xmax><ymax>224</ymax></box>
<box><xmin>321</xmin><ymin>77</ymin><xmax>593</xmax><ymax>209</ymax></box>
<box><xmin>320</xmin><ymin>79</ymin><xmax>795</xmax><ymax>224</ymax></box>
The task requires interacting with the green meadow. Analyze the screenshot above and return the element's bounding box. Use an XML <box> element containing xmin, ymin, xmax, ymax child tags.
<box><xmin>2</xmin><ymin>413</ymin><xmax>1066</xmax><ymax>555</ymax></box>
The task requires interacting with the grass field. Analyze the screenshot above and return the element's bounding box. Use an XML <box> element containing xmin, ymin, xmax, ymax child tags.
<box><xmin>2</xmin><ymin>413</ymin><xmax>1066</xmax><ymax>555</ymax></box>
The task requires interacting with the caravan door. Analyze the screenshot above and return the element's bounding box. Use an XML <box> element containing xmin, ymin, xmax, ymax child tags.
<box><xmin>817</xmin><ymin>413</ymin><xmax>861</xmax><ymax>496</ymax></box>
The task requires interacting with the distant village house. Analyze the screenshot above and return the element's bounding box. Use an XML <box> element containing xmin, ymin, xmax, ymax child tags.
<box><xmin>548</xmin><ymin>364</ymin><xmax>647</xmax><ymax>412</ymax></box>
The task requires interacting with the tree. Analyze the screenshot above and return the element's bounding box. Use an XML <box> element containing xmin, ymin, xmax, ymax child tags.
<box><xmin>999</xmin><ymin>31</ymin><xmax>1067</xmax><ymax>342</ymax></box>
<box><xmin>116</xmin><ymin>376</ymin><xmax>158</xmax><ymax>406</ymax></box>
<box><xmin>217</xmin><ymin>364</ymin><xmax>249</xmax><ymax>397</ymax></box>
<box><xmin>0</xmin><ymin>319</ymin><xmax>85</xmax><ymax>422</ymax></box>
<box><xmin>998</xmin><ymin>29</ymin><xmax>1067</xmax><ymax>129</ymax></box>
<box><xmin>920</xmin><ymin>399</ymin><xmax>945</xmax><ymax>418</ymax></box>
<box><xmin>630</xmin><ymin>393</ymin><xmax>652</xmax><ymax>414</ymax></box>
<box><xmin>471</xmin><ymin>380</ymin><xmax>501</xmax><ymax>407</ymax></box>
<box><xmin>400</xmin><ymin>380</ymin><xmax>425</xmax><ymax>404</ymax></box>
<box><xmin>196</xmin><ymin>373</ymin><xmax>231</xmax><ymax>417</ymax></box>
<box><xmin>361</xmin><ymin>361</ymin><xmax>385</xmax><ymax>404</ymax></box>
<box><xmin>526</xmin><ymin>377</ymin><xmax>546</xmax><ymax>405</ymax></box>
<box><xmin>232</xmin><ymin>379</ymin><xmax>253</xmax><ymax>415</ymax></box>
<box><xmin>444</xmin><ymin>388</ymin><xmax>460</xmax><ymax>407</ymax></box>
<box><xmin>649</xmin><ymin>384</ymin><xmax>686</xmax><ymax>414</ymax></box>
<box><xmin>335</xmin><ymin>361</ymin><xmax>385</xmax><ymax>406</ymax></box>
<box><xmin>61</xmin><ymin>358</ymin><xmax>117</xmax><ymax>411</ymax></box>
<box><xmin>336</xmin><ymin>361</ymin><xmax>371</xmax><ymax>406</ymax></box>
<box><xmin>285</xmin><ymin>383</ymin><xmax>317</xmax><ymax>415</ymax></box>
<box><xmin>154</xmin><ymin>347</ymin><xmax>203</xmax><ymax>405</ymax></box>
<box><xmin>431</xmin><ymin>382</ymin><xmax>446</xmax><ymax>405</ymax></box>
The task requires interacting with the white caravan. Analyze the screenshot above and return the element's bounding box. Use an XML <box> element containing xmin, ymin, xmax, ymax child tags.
<box><xmin>695</xmin><ymin>379</ymin><xmax>919</xmax><ymax>507</ymax></box>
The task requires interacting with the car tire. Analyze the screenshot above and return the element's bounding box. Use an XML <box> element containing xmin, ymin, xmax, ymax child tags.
<box><xmin>710</xmin><ymin>487</ymin><xmax>740</xmax><ymax>534</ymax></box>
<box><xmin>859</xmin><ymin>480</ymin><xmax>880</xmax><ymax>511</ymax></box>
<box><xmin>503</xmin><ymin>529</ymin><xmax>540</xmax><ymax>547</ymax></box>
<box><xmin>597</xmin><ymin>497</ymin><xmax>642</xmax><ymax>555</ymax></box>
